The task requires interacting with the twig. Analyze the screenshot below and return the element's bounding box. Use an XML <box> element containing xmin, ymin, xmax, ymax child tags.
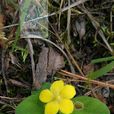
<box><xmin>9</xmin><ymin>79</ymin><xmax>30</xmax><ymax>89</ymax></box>
<box><xmin>58</xmin><ymin>0</ymin><xmax>64</xmax><ymax>30</ymax></box>
<box><xmin>67</xmin><ymin>0</ymin><xmax>71</xmax><ymax>44</ymax></box>
<box><xmin>110</xmin><ymin>5</ymin><xmax>113</xmax><ymax>32</ymax></box>
<box><xmin>26</xmin><ymin>38</ymin><xmax>41</xmax><ymax>88</ymax></box>
<box><xmin>0</xmin><ymin>100</ymin><xmax>15</xmax><ymax>109</ymax></box>
<box><xmin>1</xmin><ymin>49</ymin><xmax>9</xmax><ymax>94</ymax></box>
<box><xmin>84</xmin><ymin>86</ymin><xmax>100</xmax><ymax>96</ymax></box>
<box><xmin>59</xmin><ymin>70</ymin><xmax>114</xmax><ymax>89</ymax></box>
<box><xmin>1</xmin><ymin>23</ymin><xmax>19</xmax><ymax>29</ymax></box>
<box><xmin>0</xmin><ymin>96</ymin><xmax>22</xmax><ymax>100</ymax></box>
<box><xmin>65</xmin><ymin>44</ymin><xmax>85</xmax><ymax>76</ymax></box>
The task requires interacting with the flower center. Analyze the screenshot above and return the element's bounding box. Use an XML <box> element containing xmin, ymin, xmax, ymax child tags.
<box><xmin>56</xmin><ymin>95</ymin><xmax>61</xmax><ymax>101</ymax></box>
<box><xmin>53</xmin><ymin>94</ymin><xmax>62</xmax><ymax>103</ymax></box>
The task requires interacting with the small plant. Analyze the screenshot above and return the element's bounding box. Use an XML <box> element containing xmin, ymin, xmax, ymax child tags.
<box><xmin>16</xmin><ymin>80</ymin><xmax>110</xmax><ymax>114</ymax></box>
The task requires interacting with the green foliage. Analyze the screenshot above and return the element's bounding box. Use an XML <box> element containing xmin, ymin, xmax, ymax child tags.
<box><xmin>88</xmin><ymin>61</ymin><xmax>114</xmax><ymax>79</ymax></box>
<box><xmin>16</xmin><ymin>94</ymin><xmax>44</xmax><ymax>114</ymax></box>
<box><xmin>12</xmin><ymin>26</ymin><xmax>20</xmax><ymax>51</ymax></box>
<box><xmin>88</xmin><ymin>56</ymin><xmax>114</xmax><ymax>79</ymax></box>
<box><xmin>16</xmin><ymin>83</ymin><xmax>110</xmax><ymax>114</ymax></box>
<box><xmin>91</xmin><ymin>56</ymin><xmax>114</xmax><ymax>64</ymax></box>
<box><xmin>13</xmin><ymin>45</ymin><xmax>29</xmax><ymax>62</ymax></box>
<box><xmin>11</xmin><ymin>0</ymin><xmax>31</xmax><ymax>62</ymax></box>
<box><xmin>72</xmin><ymin>96</ymin><xmax>110</xmax><ymax>114</ymax></box>
<box><xmin>11</xmin><ymin>27</ymin><xmax>28</xmax><ymax>62</ymax></box>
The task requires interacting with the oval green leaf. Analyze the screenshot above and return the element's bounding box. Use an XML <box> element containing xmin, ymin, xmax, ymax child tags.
<box><xmin>72</xmin><ymin>96</ymin><xmax>110</xmax><ymax>114</ymax></box>
<box><xmin>16</xmin><ymin>94</ymin><xmax>44</xmax><ymax>114</ymax></box>
<box><xmin>16</xmin><ymin>83</ymin><xmax>50</xmax><ymax>114</ymax></box>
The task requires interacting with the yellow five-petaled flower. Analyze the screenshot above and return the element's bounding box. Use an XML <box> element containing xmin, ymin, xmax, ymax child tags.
<box><xmin>39</xmin><ymin>80</ymin><xmax>76</xmax><ymax>114</ymax></box>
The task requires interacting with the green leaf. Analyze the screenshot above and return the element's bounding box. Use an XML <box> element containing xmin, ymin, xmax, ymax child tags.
<box><xmin>16</xmin><ymin>93</ymin><xmax>44</xmax><ymax>114</ymax></box>
<box><xmin>16</xmin><ymin>83</ymin><xmax>50</xmax><ymax>114</ymax></box>
<box><xmin>72</xmin><ymin>96</ymin><xmax>110</xmax><ymax>114</ymax></box>
<box><xmin>88</xmin><ymin>61</ymin><xmax>114</xmax><ymax>79</ymax></box>
<box><xmin>12</xmin><ymin>26</ymin><xmax>20</xmax><ymax>51</ymax></box>
<box><xmin>91</xmin><ymin>56</ymin><xmax>114</xmax><ymax>64</ymax></box>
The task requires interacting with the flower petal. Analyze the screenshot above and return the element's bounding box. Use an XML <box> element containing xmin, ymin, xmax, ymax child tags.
<box><xmin>60</xmin><ymin>85</ymin><xmax>76</xmax><ymax>99</ymax></box>
<box><xmin>59</xmin><ymin>99</ymin><xmax>74</xmax><ymax>114</ymax></box>
<box><xmin>50</xmin><ymin>80</ymin><xmax>64</xmax><ymax>94</ymax></box>
<box><xmin>45</xmin><ymin>101</ymin><xmax>59</xmax><ymax>114</ymax></box>
<box><xmin>39</xmin><ymin>89</ymin><xmax>53</xmax><ymax>103</ymax></box>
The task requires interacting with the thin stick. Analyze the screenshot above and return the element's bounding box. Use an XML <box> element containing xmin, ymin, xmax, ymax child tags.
<box><xmin>0</xmin><ymin>96</ymin><xmax>21</xmax><ymax>100</ymax></box>
<box><xmin>65</xmin><ymin>44</ymin><xmax>85</xmax><ymax>76</ymax></box>
<box><xmin>26</xmin><ymin>38</ymin><xmax>41</xmax><ymax>88</ymax></box>
<box><xmin>1</xmin><ymin>49</ymin><xmax>9</xmax><ymax>94</ymax></box>
<box><xmin>59</xmin><ymin>70</ymin><xmax>114</xmax><ymax>89</ymax></box>
<box><xmin>67</xmin><ymin>0</ymin><xmax>71</xmax><ymax>44</ymax></box>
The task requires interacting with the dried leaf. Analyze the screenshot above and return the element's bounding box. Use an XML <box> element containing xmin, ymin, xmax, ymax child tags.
<box><xmin>35</xmin><ymin>47</ymin><xmax>49</xmax><ymax>83</ymax></box>
<box><xmin>47</xmin><ymin>47</ymin><xmax>65</xmax><ymax>75</ymax></box>
<box><xmin>35</xmin><ymin>47</ymin><xmax>65</xmax><ymax>83</ymax></box>
<box><xmin>75</xmin><ymin>15</ymin><xmax>86</xmax><ymax>39</ymax></box>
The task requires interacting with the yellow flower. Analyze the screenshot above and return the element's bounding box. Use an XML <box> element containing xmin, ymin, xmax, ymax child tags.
<box><xmin>39</xmin><ymin>80</ymin><xmax>76</xmax><ymax>114</ymax></box>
